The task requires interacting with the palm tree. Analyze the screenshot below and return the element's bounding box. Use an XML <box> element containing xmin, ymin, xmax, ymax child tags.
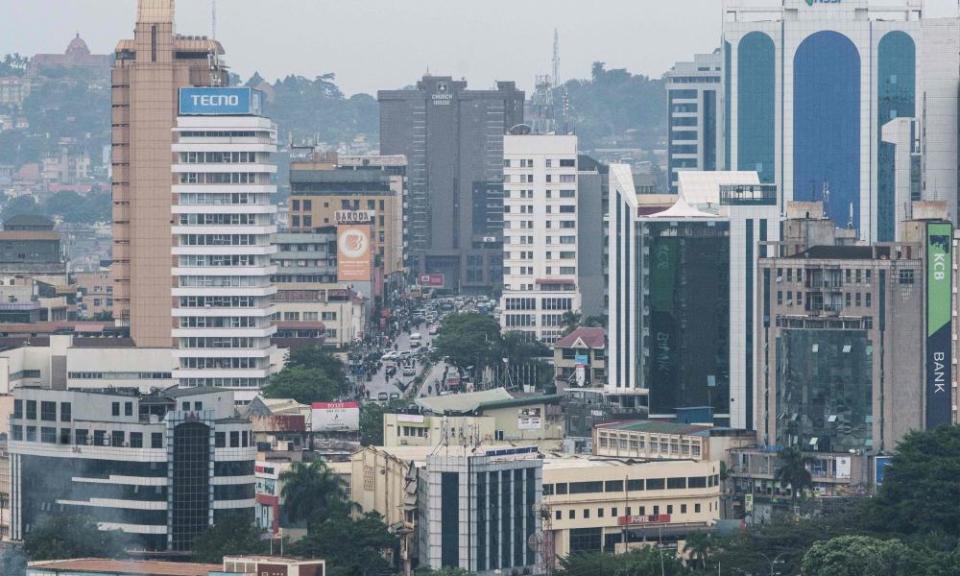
<box><xmin>280</xmin><ymin>459</ymin><xmax>350</xmax><ymax>526</ymax></box>
<box><xmin>560</xmin><ymin>311</ymin><xmax>582</xmax><ymax>336</ymax></box>
<box><xmin>682</xmin><ymin>532</ymin><xmax>712</xmax><ymax>570</ymax></box>
<box><xmin>774</xmin><ymin>446</ymin><xmax>814</xmax><ymax>510</ymax></box>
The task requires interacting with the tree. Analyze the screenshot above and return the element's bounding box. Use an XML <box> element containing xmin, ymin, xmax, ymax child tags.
<box><xmin>560</xmin><ymin>311</ymin><xmax>581</xmax><ymax>336</ymax></box>
<box><xmin>23</xmin><ymin>513</ymin><xmax>127</xmax><ymax>561</ymax></box>
<box><xmin>800</xmin><ymin>535</ymin><xmax>923</xmax><ymax>576</ymax></box>
<box><xmin>2</xmin><ymin>195</ymin><xmax>41</xmax><ymax>220</ymax></box>
<box><xmin>558</xmin><ymin>547</ymin><xmax>686</xmax><ymax>576</ymax></box>
<box><xmin>683</xmin><ymin>532</ymin><xmax>712</xmax><ymax>570</ymax></box>
<box><xmin>360</xmin><ymin>399</ymin><xmax>407</xmax><ymax>446</ymax></box>
<box><xmin>867</xmin><ymin>426</ymin><xmax>960</xmax><ymax>538</ymax></box>
<box><xmin>280</xmin><ymin>460</ymin><xmax>351</xmax><ymax>526</ymax></box>
<box><xmin>288</xmin><ymin>512</ymin><xmax>397</xmax><ymax>576</ymax></box>
<box><xmin>432</xmin><ymin>313</ymin><xmax>502</xmax><ymax>373</ymax></box>
<box><xmin>262</xmin><ymin>366</ymin><xmax>341</xmax><ymax>404</ymax></box>
<box><xmin>775</xmin><ymin>446</ymin><xmax>814</xmax><ymax>508</ymax></box>
<box><xmin>286</xmin><ymin>345</ymin><xmax>347</xmax><ymax>384</ymax></box>
<box><xmin>191</xmin><ymin>511</ymin><xmax>268</xmax><ymax>563</ymax></box>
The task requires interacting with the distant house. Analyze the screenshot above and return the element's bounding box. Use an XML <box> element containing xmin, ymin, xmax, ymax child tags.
<box><xmin>553</xmin><ymin>326</ymin><xmax>606</xmax><ymax>389</ymax></box>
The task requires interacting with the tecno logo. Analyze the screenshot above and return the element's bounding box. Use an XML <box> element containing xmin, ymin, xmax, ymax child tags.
<box><xmin>189</xmin><ymin>94</ymin><xmax>240</xmax><ymax>107</ymax></box>
<box><xmin>806</xmin><ymin>0</ymin><xmax>841</xmax><ymax>5</ymax></box>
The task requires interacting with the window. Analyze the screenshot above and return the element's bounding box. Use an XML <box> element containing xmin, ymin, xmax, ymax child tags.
<box><xmin>681</xmin><ymin>504</ymin><xmax>687</xmax><ymax>514</ymax></box>
<box><xmin>555</xmin><ymin>483</ymin><xmax>568</xmax><ymax>495</ymax></box>
<box><xmin>125</xmin><ymin>402</ymin><xmax>133</xmax><ymax>417</ymax></box>
<box><xmin>60</xmin><ymin>402</ymin><xmax>71</xmax><ymax>422</ymax></box>
<box><xmin>899</xmin><ymin>269</ymin><xmax>914</xmax><ymax>284</ymax></box>
<box><xmin>112</xmin><ymin>402</ymin><xmax>120</xmax><ymax>417</ymax></box>
<box><xmin>13</xmin><ymin>400</ymin><xmax>22</xmax><ymax>418</ymax></box>
<box><xmin>75</xmin><ymin>429</ymin><xmax>88</xmax><ymax>445</ymax></box>
<box><xmin>583</xmin><ymin>509</ymin><xmax>590</xmax><ymax>519</ymax></box>
<box><xmin>688</xmin><ymin>476</ymin><xmax>707</xmax><ymax>488</ymax></box>
<box><xmin>646</xmin><ymin>478</ymin><xmax>665</xmax><ymax>490</ymax></box>
<box><xmin>41</xmin><ymin>426</ymin><xmax>56</xmax><ymax>443</ymax></box>
<box><xmin>597</xmin><ymin>508</ymin><xmax>604</xmax><ymax>518</ymax></box>
<box><xmin>569</xmin><ymin>481</ymin><xmax>604</xmax><ymax>494</ymax></box>
<box><xmin>215</xmin><ymin>432</ymin><xmax>226</xmax><ymax>448</ymax></box>
<box><xmin>26</xmin><ymin>426</ymin><xmax>36</xmax><ymax>442</ymax></box>
<box><xmin>94</xmin><ymin>430</ymin><xmax>106</xmax><ymax>446</ymax></box>
<box><xmin>611</xmin><ymin>507</ymin><xmax>618</xmax><ymax>517</ymax></box>
<box><xmin>40</xmin><ymin>401</ymin><xmax>56</xmax><ymax>421</ymax></box>
<box><xmin>568</xmin><ymin>509</ymin><xmax>575</xmax><ymax>519</ymax></box>
<box><xmin>130</xmin><ymin>432</ymin><xmax>143</xmax><ymax>448</ymax></box>
<box><xmin>59</xmin><ymin>428</ymin><xmax>70</xmax><ymax>444</ymax></box>
<box><xmin>230</xmin><ymin>431</ymin><xmax>240</xmax><ymax>447</ymax></box>
<box><xmin>26</xmin><ymin>400</ymin><xmax>36</xmax><ymax>420</ymax></box>
<box><xmin>11</xmin><ymin>425</ymin><xmax>22</xmax><ymax>441</ymax></box>
<box><xmin>667</xmin><ymin>505</ymin><xmax>674</xmax><ymax>515</ymax></box>
<box><xmin>112</xmin><ymin>431</ymin><xmax>125</xmax><ymax>447</ymax></box>
<box><xmin>627</xmin><ymin>479</ymin><xmax>644</xmax><ymax>491</ymax></box>
<box><xmin>555</xmin><ymin>510</ymin><xmax>561</xmax><ymax>520</ymax></box>
<box><xmin>667</xmin><ymin>477</ymin><xmax>687</xmax><ymax>490</ymax></box>
<box><xmin>151</xmin><ymin>432</ymin><xmax>163</xmax><ymax>449</ymax></box>
<box><xmin>560</xmin><ymin>159</ymin><xmax>576</xmax><ymax>167</ymax></box>
<box><xmin>695</xmin><ymin>503</ymin><xmax>701</xmax><ymax>513</ymax></box>
<box><xmin>604</xmin><ymin>480</ymin><xmax>623</xmax><ymax>492</ymax></box>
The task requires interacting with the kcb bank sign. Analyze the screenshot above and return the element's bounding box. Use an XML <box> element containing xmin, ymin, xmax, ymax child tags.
<box><xmin>178</xmin><ymin>87</ymin><xmax>263</xmax><ymax>116</ymax></box>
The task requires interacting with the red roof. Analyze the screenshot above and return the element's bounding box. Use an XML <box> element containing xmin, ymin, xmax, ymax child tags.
<box><xmin>555</xmin><ymin>326</ymin><xmax>606</xmax><ymax>349</ymax></box>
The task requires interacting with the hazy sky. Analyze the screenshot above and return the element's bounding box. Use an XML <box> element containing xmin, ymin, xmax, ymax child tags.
<box><xmin>3</xmin><ymin>0</ymin><xmax>959</xmax><ymax>95</ymax></box>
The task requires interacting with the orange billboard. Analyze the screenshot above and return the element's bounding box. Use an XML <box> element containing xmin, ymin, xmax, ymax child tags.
<box><xmin>337</xmin><ymin>224</ymin><xmax>372</xmax><ymax>282</ymax></box>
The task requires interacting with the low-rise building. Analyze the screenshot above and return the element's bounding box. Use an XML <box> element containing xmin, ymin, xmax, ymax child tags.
<box><xmin>72</xmin><ymin>269</ymin><xmax>113</xmax><ymax>319</ymax></box>
<box><xmin>553</xmin><ymin>326</ymin><xmax>606</xmax><ymax>389</ymax></box>
<box><xmin>593</xmin><ymin>420</ymin><xmax>755</xmax><ymax>463</ymax></box>
<box><xmin>541</xmin><ymin>455</ymin><xmax>720</xmax><ymax>562</ymax></box>
<box><xmin>25</xmin><ymin>556</ymin><xmax>325</xmax><ymax>576</ymax></box>
<box><xmin>10</xmin><ymin>387</ymin><xmax>256</xmax><ymax>552</ymax></box>
<box><xmin>272</xmin><ymin>287</ymin><xmax>365</xmax><ymax>349</ymax></box>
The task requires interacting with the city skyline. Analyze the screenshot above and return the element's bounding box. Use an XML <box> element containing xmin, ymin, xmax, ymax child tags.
<box><xmin>5</xmin><ymin>0</ymin><xmax>953</xmax><ymax>95</ymax></box>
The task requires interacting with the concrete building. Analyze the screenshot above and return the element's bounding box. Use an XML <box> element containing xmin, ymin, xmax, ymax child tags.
<box><xmin>501</xmin><ymin>134</ymin><xmax>580</xmax><ymax>343</ymax></box>
<box><xmin>607</xmin><ymin>171</ymin><xmax>780</xmax><ymax>428</ymax></box>
<box><xmin>171</xmin><ymin>87</ymin><xmax>278</xmax><ymax>402</ymax></box>
<box><xmin>665</xmin><ymin>51</ymin><xmax>723</xmax><ymax>192</ymax></box>
<box><xmin>10</xmin><ymin>387</ymin><xmax>256</xmax><ymax>552</ymax></box>
<box><xmin>553</xmin><ymin>326</ymin><xmax>606</xmax><ymax>389</ymax></box>
<box><xmin>540</xmin><ymin>455</ymin><xmax>720</xmax><ymax>562</ymax></box>
<box><xmin>379</xmin><ymin>76</ymin><xmax>524</xmax><ymax>291</ymax></box>
<box><xmin>111</xmin><ymin>0</ymin><xmax>229</xmax><ymax>346</ymax></box>
<box><xmin>26</xmin><ymin>33</ymin><xmax>112</xmax><ymax>78</ymax></box>
<box><xmin>73</xmin><ymin>269</ymin><xmax>113</xmax><ymax>319</ymax></box>
<box><xmin>592</xmin><ymin>420</ymin><xmax>755</xmax><ymax>463</ymax></box>
<box><xmin>722</xmin><ymin>0</ymin><xmax>959</xmax><ymax>240</ymax></box>
<box><xmin>272</xmin><ymin>286</ymin><xmax>365</xmax><ymax>349</ymax></box>
<box><xmin>0</xmin><ymin>215</ymin><xmax>65</xmax><ymax>278</ymax></box>
<box><xmin>288</xmin><ymin>154</ymin><xmax>406</xmax><ymax>279</ymax></box>
<box><xmin>577</xmin><ymin>155</ymin><xmax>609</xmax><ymax>317</ymax></box>
<box><xmin>756</xmin><ymin>204</ymin><xmax>926</xmax><ymax>453</ymax></box>
<box><xmin>26</xmin><ymin>557</ymin><xmax>324</xmax><ymax>576</ymax></box>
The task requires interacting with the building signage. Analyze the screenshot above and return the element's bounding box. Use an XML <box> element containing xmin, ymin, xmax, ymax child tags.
<box><xmin>836</xmin><ymin>456</ymin><xmax>851</xmax><ymax>480</ymax></box>
<box><xmin>335</xmin><ymin>210</ymin><xmax>375</xmax><ymax>225</ymax></box>
<box><xmin>419</xmin><ymin>273</ymin><xmax>445</xmax><ymax>288</ymax></box>
<box><xmin>431</xmin><ymin>93</ymin><xmax>453</xmax><ymax>106</ymax></box>
<box><xmin>875</xmin><ymin>455</ymin><xmax>892</xmax><ymax>487</ymax></box>
<box><xmin>804</xmin><ymin>0</ymin><xmax>841</xmax><ymax>5</ymax></box>
<box><xmin>397</xmin><ymin>413</ymin><xmax>425</xmax><ymax>423</ymax></box>
<box><xmin>925</xmin><ymin>222</ymin><xmax>953</xmax><ymax>428</ymax></box>
<box><xmin>617</xmin><ymin>514</ymin><xmax>671</xmax><ymax>526</ymax></box>
<box><xmin>337</xmin><ymin>224</ymin><xmax>372</xmax><ymax>283</ymax></box>
<box><xmin>518</xmin><ymin>407</ymin><xmax>542</xmax><ymax>430</ymax></box>
<box><xmin>178</xmin><ymin>87</ymin><xmax>262</xmax><ymax>116</ymax></box>
<box><xmin>311</xmin><ymin>401</ymin><xmax>360</xmax><ymax>432</ymax></box>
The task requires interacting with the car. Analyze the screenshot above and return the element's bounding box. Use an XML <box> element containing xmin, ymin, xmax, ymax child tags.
<box><xmin>377</xmin><ymin>392</ymin><xmax>389</xmax><ymax>402</ymax></box>
<box><xmin>428</xmin><ymin>325</ymin><xmax>439</xmax><ymax>336</ymax></box>
<box><xmin>403</xmin><ymin>367</ymin><xmax>416</xmax><ymax>377</ymax></box>
<box><xmin>381</xmin><ymin>351</ymin><xmax>399</xmax><ymax>361</ymax></box>
<box><xmin>389</xmin><ymin>392</ymin><xmax>400</xmax><ymax>400</ymax></box>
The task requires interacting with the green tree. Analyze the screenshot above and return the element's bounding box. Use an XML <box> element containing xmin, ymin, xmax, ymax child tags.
<box><xmin>286</xmin><ymin>345</ymin><xmax>347</xmax><ymax>384</ymax></box>
<box><xmin>288</xmin><ymin>512</ymin><xmax>397</xmax><ymax>576</ymax></box>
<box><xmin>360</xmin><ymin>399</ymin><xmax>407</xmax><ymax>446</ymax></box>
<box><xmin>560</xmin><ymin>311</ymin><xmax>581</xmax><ymax>336</ymax></box>
<box><xmin>432</xmin><ymin>313</ymin><xmax>502</xmax><ymax>372</ymax></box>
<box><xmin>683</xmin><ymin>532</ymin><xmax>713</xmax><ymax>570</ymax></box>
<box><xmin>2</xmin><ymin>195</ymin><xmax>41</xmax><ymax>220</ymax></box>
<box><xmin>558</xmin><ymin>547</ymin><xmax>685</xmax><ymax>576</ymax></box>
<box><xmin>262</xmin><ymin>366</ymin><xmax>341</xmax><ymax>404</ymax></box>
<box><xmin>280</xmin><ymin>460</ymin><xmax>351</xmax><ymax>526</ymax></box>
<box><xmin>191</xmin><ymin>511</ymin><xmax>268</xmax><ymax>563</ymax></box>
<box><xmin>869</xmin><ymin>426</ymin><xmax>960</xmax><ymax>537</ymax></box>
<box><xmin>23</xmin><ymin>513</ymin><xmax>127</xmax><ymax>561</ymax></box>
<box><xmin>775</xmin><ymin>446</ymin><xmax>814</xmax><ymax>508</ymax></box>
<box><xmin>801</xmin><ymin>535</ymin><xmax>922</xmax><ymax>576</ymax></box>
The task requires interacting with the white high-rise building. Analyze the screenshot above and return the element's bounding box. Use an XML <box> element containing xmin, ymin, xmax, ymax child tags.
<box><xmin>665</xmin><ymin>51</ymin><xmax>723</xmax><ymax>192</ymax></box>
<box><xmin>171</xmin><ymin>87</ymin><xmax>278</xmax><ymax>403</ymax></box>
<box><xmin>501</xmin><ymin>134</ymin><xmax>580</xmax><ymax>344</ymax></box>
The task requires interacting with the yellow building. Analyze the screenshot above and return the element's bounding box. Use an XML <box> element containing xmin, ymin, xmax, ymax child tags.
<box><xmin>541</xmin><ymin>455</ymin><xmax>720</xmax><ymax>563</ymax></box>
<box><xmin>383</xmin><ymin>413</ymin><xmax>496</xmax><ymax>447</ymax></box>
<box><xmin>288</xmin><ymin>154</ymin><xmax>406</xmax><ymax>277</ymax></box>
<box><xmin>350</xmin><ymin>445</ymin><xmax>423</xmax><ymax>530</ymax></box>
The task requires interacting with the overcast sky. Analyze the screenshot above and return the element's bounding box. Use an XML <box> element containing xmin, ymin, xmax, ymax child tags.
<box><xmin>3</xmin><ymin>0</ymin><xmax>959</xmax><ymax>95</ymax></box>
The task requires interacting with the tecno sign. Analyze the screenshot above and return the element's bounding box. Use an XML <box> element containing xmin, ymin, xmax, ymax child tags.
<box><xmin>805</xmin><ymin>0</ymin><xmax>841</xmax><ymax>5</ymax></box>
<box><xmin>178</xmin><ymin>87</ymin><xmax>261</xmax><ymax>116</ymax></box>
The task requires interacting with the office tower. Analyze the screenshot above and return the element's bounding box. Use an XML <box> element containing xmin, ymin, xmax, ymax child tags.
<box><xmin>379</xmin><ymin>76</ymin><xmax>524</xmax><ymax>291</ymax></box>
<box><xmin>416</xmin><ymin>446</ymin><xmax>542</xmax><ymax>573</ymax></box>
<box><xmin>288</xmin><ymin>154</ymin><xmax>406</xmax><ymax>283</ymax></box>
<box><xmin>501</xmin><ymin>134</ymin><xmax>580</xmax><ymax>344</ymax></box>
<box><xmin>606</xmin><ymin>171</ymin><xmax>779</xmax><ymax>427</ymax></box>
<box><xmin>171</xmin><ymin>87</ymin><xmax>277</xmax><ymax>403</ymax></box>
<box><xmin>665</xmin><ymin>51</ymin><xmax>723</xmax><ymax>192</ymax></box>
<box><xmin>756</xmin><ymin>203</ymin><xmax>935</xmax><ymax>452</ymax></box>
<box><xmin>576</xmin><ymin>155</ymin><xmax>608</xmax><ymax>319</ymax></box>
<box><xmin>112</xmin><ymin>0</ymin><xmax>228</xmax><ymax>346</ymax></box>
<box><xmin>722</xmin><ymin>0</ymin><xmax>959</xmax><ymax>241</ymax></box>
<box><xmin>10</xmin><ymin>387</ymin><xmax>256</xmax><ymax>552</ymax></box>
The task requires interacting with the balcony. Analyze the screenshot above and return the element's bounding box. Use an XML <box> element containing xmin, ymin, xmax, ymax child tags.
<box><xmin>719</xmin><ymin>183</ymin><xmax>777</xmax><ymax>206</ymax></box>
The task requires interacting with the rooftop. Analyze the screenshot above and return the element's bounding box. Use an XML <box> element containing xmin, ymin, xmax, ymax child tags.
<box><xmin>415</xmin><ymin>387</ymin><xmax>513</xmax><ymax>414</ymax></box>
<box><xmin>26</xmin><ymin>558</ymin><xmax>220</xmax><ymax>576</ymax></box>
<box><xmin>555</xmin><ymin>327</ymin><xmax>606</xmax><ymax>350</ymax></box>
<box><xmin>596</xmin><ymin>419</ymin><xmax>714</xmax><ymax>437</ymax></box>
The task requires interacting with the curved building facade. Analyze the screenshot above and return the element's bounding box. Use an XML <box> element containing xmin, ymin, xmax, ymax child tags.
<box><xmin>722</xmin><ymin>0</ymin><xmax>957</xmax><ymax>241</ymax></box>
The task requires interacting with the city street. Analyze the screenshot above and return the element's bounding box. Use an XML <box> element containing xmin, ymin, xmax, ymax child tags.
<box><xmin>359</xmin><ymin>321</ymin><xmax>444</xmax><ymax>401</ymax></box>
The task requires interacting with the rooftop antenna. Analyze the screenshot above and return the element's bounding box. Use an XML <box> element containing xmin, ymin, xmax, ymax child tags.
<box><xmin>552</xmin><ymin>29</ymin><xmax>560</xmax><ymax>89</ymax></box>
<box><xmin>209</xmin><ymin>0</ymin><xmax>222</xmax><ymax>87</ymax></box>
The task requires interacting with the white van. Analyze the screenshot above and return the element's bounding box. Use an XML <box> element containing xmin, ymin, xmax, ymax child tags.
<box><xmin>409</xmin><ymin>333</ymin><xmax>422</xmax><ymax>348</ymax></box>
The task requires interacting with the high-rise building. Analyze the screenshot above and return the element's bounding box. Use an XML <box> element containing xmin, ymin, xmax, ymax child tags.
<box><xmin>10</xmin><ymin>387</ymin><xmax>256</xmax><ymax>552</ymax></box>
<box><xmin>756</xmin><ymin>203</ymin><xmax>932</xmax><ymax>452</ymax></box>
<box><xmin>171</xmin><ymin>87</ymin><xmax>278</xmax><ymax>403</ymax></box>
<box><xmin>112</xmin><ymin>0</ymin><xmax>228</xmax><ymax>346</ymax></box>
<box><xmin>722</xmin><ymin>0</ymin><xmax>959</xmax><ymax>241</ymax></box>
<box><xmin>607</xmin><ymin>171</ymin><xmax>779</xmax><ymax>427</ymax></box>
<box><xmin>379</xmin><ymin>76</ymin><xmax>524</xmax><ymax>291</ymax></box>
<box><xmin>665</xmin><ymin>51</ymin><xmax>723</xmax><ymax>192</ymax></box>
<box><xmin>501</xmin><ymin>134</ymin><xmax>580</xmax><ymax>344</ymax></box>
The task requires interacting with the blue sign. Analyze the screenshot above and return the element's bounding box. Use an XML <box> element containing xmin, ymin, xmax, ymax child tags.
<box><xmin>178</xmin><ymin>87</ymin><xmax>263</xmax><ymax>116</ymax></box>
<box><xmin>575</xmin><ymin>354</ymin><xmax>589</xmax><ymax>366</ymax></box>
<box><xmin>875</xmin><ymin>455</ymin><xmax>892</xmax><ymax>487</ymax></box>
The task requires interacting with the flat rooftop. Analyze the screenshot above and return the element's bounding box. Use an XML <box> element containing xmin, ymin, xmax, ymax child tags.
<box><xmin>26</xmin><ymin>558</ymin><xmax>221</xmax><ymax>576</ymax></box>
<box><xmin>596</xmin><ymin>420</ymin><xmax>714</xmax><ymax>437</ymax></box>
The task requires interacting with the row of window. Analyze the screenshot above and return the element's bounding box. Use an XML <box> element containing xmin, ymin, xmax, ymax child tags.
<box><xmin>178</xmin><ymin>277</ymin><xmax>269</xmax><ymax>288</ymax></box>
<box><xmin>504</xmin><ymin>158</ymin><xmax>576</xmax><ymax>168</ymax></box>
<box><xmin>504</xmin><ymin>174</ymin><xmax>577</xmax><ymax>184</ymax></box>
<box><xmin>179</xmin><ymin>296</ymin><xmax>262</xmax><ymax>308</ymax></box>
<box><xmin>503</xmin><ymin>235</ymin><xmax>577</xmax><ymax>246</ymax></box>
<box><xmin>277</xmin><ymin>311</ymin><xmax>336</xmax><ymax>321</ymax></box>
<box><xmin>775</xmin><ymin>290</ymin><xmax>872</xmax><ymax>308</ymax></box>
<box><xmin>179</xmin><ymin>234</ymin><xmax>262</xmax><ymax>246</ymax></box>
<box><xmin>179</xmin><ymin>172</ymin><xmax>270</xmax><ymax>185</ymax></box>
<box><xmin>179</xmin><ymin>254</ymin><xmax>264</xmax><ymax>268</ymax></box>
<box><xmin>13</xmin><ymin>425</ymin><xmax>162</xmax><ymax>448</ymax></box>
<box><xmin>13</xmin><ymin>400</ymin><xmax>71</xmax><ymax>422</ymax></box>
<box><xmin>553</xmin><ymin>502</ymin><xmax>708</xmax><ymax>522</ymax></box>
<box><xmin>179</xmin><ymin>151</ymin><xmax>262</xmax><ymax>164</ymax></box>
<box><xmin>543</xmin><ymin>475</ymin><xmax>718</xmax><ymax>496</ymax></box>
<box><xmin>179</xmin><ymin>316</ymin><xmax>265</xmax><ymax>329</ymax></box>
<box><xmin>178</xmin><ymin>213</ymin><xmax>268</xmax><ymax>226</ymax></box>
<box><xmin>597</xmin><ymin>433</ymin><xmax>703</xmax><ymax>458</ymax></box>
<box><xmin>177</xmin><ymin>193</ymin><xmax>269</xmax><ymax>206</ymax></box>
<box><xmin>505</xmin><ymin>189</ymin><xmax>577</xmax><ymax>200</ymax></box>
<box><xmin>69</xmin><ymin>372</ymin><xmax>171</xmax><ymax>381</ymax></box>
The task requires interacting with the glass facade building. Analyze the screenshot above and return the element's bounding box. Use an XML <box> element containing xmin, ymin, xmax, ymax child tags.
<box><xmin>735</xmin><ymin>32</ymin><xmax>775</xmax><ymax>184</ymax></box>
<box><xmin>665</xmin><ymin>52</ymin><xmax>723</xmax><ymax>192</ymax></box>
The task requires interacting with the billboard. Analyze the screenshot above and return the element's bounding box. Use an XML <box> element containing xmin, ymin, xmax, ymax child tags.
<box><xmin>336</xmin><ymin>210</ymin><xmax>375</xmax><ymax>225</ymax></box>
<box><xmin>419</xmin><ymin>273</ymin><xmax>445</xmax><ymax>288</ymax></box>
<box><xmin>178</xmin><ymin>87</ymin><xmax>262</xmax><ymax>116</ymax></box>
<box><xmin>926</xmin><ymin>222</ymin><xmax>953</xmax><ymax>428</ymax></box>
<box><xmin>311</xmin><ymin>401</ymin><xmax>360</xmax><ymax>432</ymax></box>
<box><xmin>337</xmin><ymin>224</ymin><xmax>372</xmax><ymax>282</ymax></box>
<box><xmin>518</xmin><ymin>407</ymin><xmax>542</xmax><ymax>430</ymax></box>
<box><xmin>875</xmin><ymin>455</ymin><xmax>893</xmax><ymax>487</ymax></box>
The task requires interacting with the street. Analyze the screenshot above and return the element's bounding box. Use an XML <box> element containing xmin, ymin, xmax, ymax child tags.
<box><xmin>358</xmin><ymin>321</ymin><xmax>444</xmax><ymax>401</ymax></box>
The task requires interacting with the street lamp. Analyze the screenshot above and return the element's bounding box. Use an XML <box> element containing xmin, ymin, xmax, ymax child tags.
<box><xmin>755</xmin><ymin>551</ymin><xmax>788</xmax><ymax>576</ymax></box>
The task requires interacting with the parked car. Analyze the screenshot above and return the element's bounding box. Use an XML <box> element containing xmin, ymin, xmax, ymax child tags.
<box><xmin>377</xmin><ymin>392</ymin><xmax>389</xmax><ymax>401</ymax></box>
<box><xmin>403</xmin><ymin>367</ymin><xmax>416</xmax><ymax>377</ymax></box>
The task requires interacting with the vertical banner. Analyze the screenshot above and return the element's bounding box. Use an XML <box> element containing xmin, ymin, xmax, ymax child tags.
<box><xmin>926</xmin><ymin>222</ymin><xmax>953</xmax><ymax>428</ymax></box>
<box><xmin>338</xmin><ymin>224</ymin><xmax>372</xmax><ymax>282</ymax></box>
